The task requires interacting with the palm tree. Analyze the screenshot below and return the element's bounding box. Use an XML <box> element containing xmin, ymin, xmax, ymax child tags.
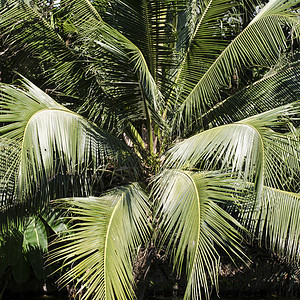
<box><xmin>0</xmin><ymin>0</ymin><xmax>300</xmax><ymax>299</ymax></box>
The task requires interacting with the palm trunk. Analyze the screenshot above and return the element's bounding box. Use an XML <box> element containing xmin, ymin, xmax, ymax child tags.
<box><xmin>133</xmin><ymin>245</ymin><xmax>155</xmax><ymax>300</ymax></box>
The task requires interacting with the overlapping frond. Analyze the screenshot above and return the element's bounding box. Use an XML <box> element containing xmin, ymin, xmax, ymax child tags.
<box><xmin>177</xmin><ymin>0</ymin><xmax>300</xmax><ymax>132</ymax></box>
<box><xmin>0</xmin><ymin>0</ymin><xmax>300</xmax><ymax>299</ymax></box>
<box><xmin>154</xmin><ymin>170</ymin><xmax>245</xmax><ymax>300</ymax></box>
<box><xmin>58</xmin><ymin>0</ymin><xmax>165</xmax><ymax>129</ymax></box>
<box><xmin>99</xmin><ymin>0</ymin><xmax>179</xmax><ymax>91</ymax></box>
<box><xmin>167</xmin><ymin>0</ymin><xmax>239</xmax><ymax>109</ymax></box>
<box><xmin>0</xmin><ymin>78</ymin><xmax>139</xmax><ymax>205</ymax></box>
<box><xmin>242</xmin><ymin>101</ymin><xmax>300</xmax><ymax>190</ymax></box>
<box><xmin>50</xmin><ymin>183</ymin><xmax>150</xmax><ymax>300</ymax></box>
<box><xmin>240</xmin><ymin>187</ymin><xmax>300</xmax><ymax>262</ymax></box>
<box><xmin>0</xmin><ymin>0</ymin><xmax>72</xmax><ymax>63</ymax></box>
<box><xmin>202</xmin><ymin>63</ymin><xmax>300</xmax><ymax>128</ymax></box>
<box><xmin>0</xmin><ymin>0</ymin><xmax>161</xmax><ymax>129</ymax></box>
<box><xmin>262</xmin><ymin>189</ymin><xmax>300</xmax><ymax>261</ymax></box>
<box><xmin>0</xmin><ymin>0</ymin><xmax>111</xmax><ymax>120</ymax></box>
<box><xmin>165</xmin><ymin>123</ymin><xmax>262</xmax><ymax>180</ymax></box>
<box><xmin>165</xmin><ymin>101</ymin><xmax>300</xmax><ymax>197</ymax></box>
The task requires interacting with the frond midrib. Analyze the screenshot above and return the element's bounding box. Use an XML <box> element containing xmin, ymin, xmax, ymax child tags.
<box><xmin>103</xmin><ymin>189</ymin><xmax>126</xmax><ymax>299</ymax></box>
<box><xmin>179</xmin><ymin>13</ymin><xmax>295</xmax><ymax>111</ymax></box>
<box><xmin>180</xmin><ymin>171</ymin><xmax>202</xmax><ymax>298</ymax></box>
<box><xmin>166</xmin><ymin>0</ymin><xmax>214</xmax><ymax>111</ymax></box>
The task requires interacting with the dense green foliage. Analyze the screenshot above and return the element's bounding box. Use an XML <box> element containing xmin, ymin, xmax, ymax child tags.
<box><xmin>0</xmin><ymin>0</ymin><xmax>300</xmax><ymax>299</ymax></box>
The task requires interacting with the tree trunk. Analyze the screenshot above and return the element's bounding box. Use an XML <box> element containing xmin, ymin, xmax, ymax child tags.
<box><xmin>133</xmin><ymin>245</ymin><xmax>154</xmax><ymax>300</ymax></box>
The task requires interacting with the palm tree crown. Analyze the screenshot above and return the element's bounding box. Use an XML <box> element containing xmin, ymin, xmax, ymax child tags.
<box><xmin>0</xmin><ymin>0</ymin><xmax>299</xmax><ymax>299</ymax></box>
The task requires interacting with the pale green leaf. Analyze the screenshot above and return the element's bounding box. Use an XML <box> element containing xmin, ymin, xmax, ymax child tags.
<box><xmin>50</xmin><ymin>183</ymin><xmax>150</xmax><ymax>300</ymax></box>
<box><xmin>154</xmin><ymin>170</ymin><xmax>245</xmax><ymax>300</ymax></box>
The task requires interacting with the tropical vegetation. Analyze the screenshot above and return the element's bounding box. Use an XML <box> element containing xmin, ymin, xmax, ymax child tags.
<box><xmin>0</xmin><ymin>0</ymin><xmax>300</xmax><ymax>299</ymax></box>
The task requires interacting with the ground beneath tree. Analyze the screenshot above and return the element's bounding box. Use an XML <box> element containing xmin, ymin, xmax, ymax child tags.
<box><xmin>141</xmin><ymin>246</ymin><xmax>300</xmax><ymax>299</ymax></box>
<box><xmin>2</xmin><ymin>246</ymin><xmax>300</xmax><ymax>299</ymax></box>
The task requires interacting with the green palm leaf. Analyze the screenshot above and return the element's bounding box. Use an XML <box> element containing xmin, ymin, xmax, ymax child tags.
<box><xmin>166</xmin><ymin>101</ymin><xmax>299</xmax><ymax>185</ymax></box>
<box><xmin>202</xmin><ymin>62</ymin><xmax>300</xmax><ymax>128</ymax></box>
<box><xmin>241</xmin><ymin>187</ymin><xmax>300</xmax><ymax>262</ymax></box>
<box><xmin>50</xmin><ymin>183</ymin><xmax>150</xmax><ymax>300</ymax></box>
<box><xmin>165</xmin><ymin>123</ymin><xmax>262</xmax><ymax>181</ymax></box>
<box><xmin>167</xmin><ymin>0</ymin><xmax>239</xmax><ymax>105</ymax></box>
<box><xmin>60</xmin><ymin>0</ymin><xmax>165</xmax><ymax>126</ymax></box>
<box><xmin>0</xmin><ymin>78</ymin><xmax>139</xmax><ymax>203</ymax></box>
<box><xmin>0</xmin><ymin>0</ymin><xmax>109</xmax><ymax>115</ymax></box>
<box><xmin>154</xmin><ymin>170</ymin><xmax>245</xmax><ymax>300</ymax></box>
<box><xmin>177</xmin><ymin>0</ymin><xmax>300</xmax><ymax>131</ymax></box>
<box><xmin>0</xmin><ymin>0</ymin><xmax>300</xmax><ymax>298</ymax></box>
<box><xmin>242</xmin><ymin>102</ymin><xmax>300</xmax><ymax>190</ymax></box>
<box><xmin>261</xmin><ymin>188</ymin><xmax>300</xmax><ymax>261</ymax></box>
<box><xmin>98</xmin><ymin>0</ymin><xmax>178</xmax><ymax>89</ymax></box>
<box><xmin>0</xmin><ymin>0</ymin><xmax>121</xmax><ymax>129</ymax></box>
<box><xmin>0</xmin><ymin>0</ymin><xmax>72</xmax><ymax>63</ymax></box>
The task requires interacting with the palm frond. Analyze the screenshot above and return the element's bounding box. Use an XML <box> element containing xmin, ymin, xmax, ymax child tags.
<box><xmin>241</xmin><ymin>187</ymin><xmax>300</xmax><ymax>262</ymax></box>
<box><xmin>100</xmin><ymin>0</ymin><xmax>179</xmax><ymax>90</ymax></box>
<box><xmin>0</xmin><ymin>0</ymin><xmax>72</xmax><ymax>63</ymax></box>
<box><xmin>202</xmin><ymin>63</ymin><xmax>300</xmax><ymax>128</ymax></box>
<box><xmin>0</xmin><ymin>0</ymin><xmax>121</xmax><ymax>129</ymax></box>
<box><xmin>177</xmin><ymin>0</ymin><xmax>299</xmax><ymax>132</ymax></box>
<box><xmin>0</xmin><ymin>0</ymin><xmax>104</xmax><ymax>111</ymax></box>
<box><xmin>154</xmin><ymin>170</ymin><xmax>245</xmax><ymax>300</ymax></box>
<box><xmin>50</xmin><ymin>183</ymin><xmax>150</xmax><ymax>300</ymax></box>
<box><xmin>59</xmin><ymin>0</ymin><xmax>165</xmax><ymax>129</ymax></box>
<box><xmin>242</xmin><ymin>101</ymin><xmax>300</xmax><ymax>190</ymax></box>
<box><xmin>167</xmin><ymin>0</ymin><xmax>240</xmax><ymax>110</ymax></box>
<box><xmin>165</xmin><ymin>100</ymin><xmax>300</xmax><ymax>198</ymax></box>
<box><xmin>165</xmin><ymin>123</ymin><xmax>262</xmax><ymax>181</ymax></box>
<box><xmin>0</xmin><ymin>78</ymin><xmax>139</xmax><ymax>205</ymax></box>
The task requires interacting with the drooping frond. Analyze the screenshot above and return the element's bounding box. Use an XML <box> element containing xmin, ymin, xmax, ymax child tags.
<box><xmin>0</xmin><ymin>78</ymin><xmax>139</xmax><ymax>206</ymax></box>
<box><xmin>165</xmin><ymin>100</ymin><xmax>300</xmax><ymax>197</ymax></box>
<box><xmin>240</xmin><ymin>187</ymin><xmax>300</xmax><ymax>262</ymax></box>
<box><xmin>0</xmin><ymin>0</ymin><xmax>72</xmax><ymax>64</ymax></box>
<box><xmin>58</xmin><ymin>0</ymin><xmax>165</xmax><ymax>129</ymax></box>
<box><xmin>0</xmin><ymin>0</ymin><xmax>78</xmax><ymax>94</ymax></box>
<box><xmin>263</xmin><ymin>189</ymin><xmax>300</xmax><ymax>261</ymax></box>
<box><xmin>165</xmin><ymin>123</ymin><xmax>262</xmax><ymax>181</ymax></box>
<box><xmin>177</xmin><ymin>0</ymin><xmax>300</xmax><ymax>132</ymax></box>
<box><xmin>0</xmin><ymin>0</ymin><xmax>114</xmax><ymax>124</ymax></box>
<box><xmin>154</xmin><ymin>170</ymin><xmax>245</xmax><ymax>300</ymax></box>
<box><xmin>50</xmin><ymin>183</ymin><xmax>150</xmax><ymax>300</ymax></box>
<box><xmin>241</xmin><ymin>101</ymin><xmax>300</xmax><ymax>190</ymax></box>
<box><xmin>0</xmin><ymin>0</ymin><xmax>163</xmax><ymax>130</ymax></box>
<box><xmin>99</xmin><ymin>0</ymin><xmax>179</xmax><ymax>92</ymax></box>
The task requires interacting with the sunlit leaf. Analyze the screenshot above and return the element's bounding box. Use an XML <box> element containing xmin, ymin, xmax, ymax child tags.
<box><xmin>50</xmin><ymin>183</ymin><xmax>151</xmax><ymax>300</ymax></box>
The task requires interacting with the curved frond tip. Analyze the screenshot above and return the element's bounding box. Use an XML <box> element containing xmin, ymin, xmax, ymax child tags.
<box><xmin>154</xmin><ymin>170</ymin><xmax>246</xmax><ymax>300</ymax></box>
<box><xmin>0</xmin><ymin>79</ymin><xmax>140</xmax><ymax>203</ymax></box>
<box><xmin>50</xmin><ymin>183</ymin><xmax>150</xmax><ymax>300</ymax></box>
